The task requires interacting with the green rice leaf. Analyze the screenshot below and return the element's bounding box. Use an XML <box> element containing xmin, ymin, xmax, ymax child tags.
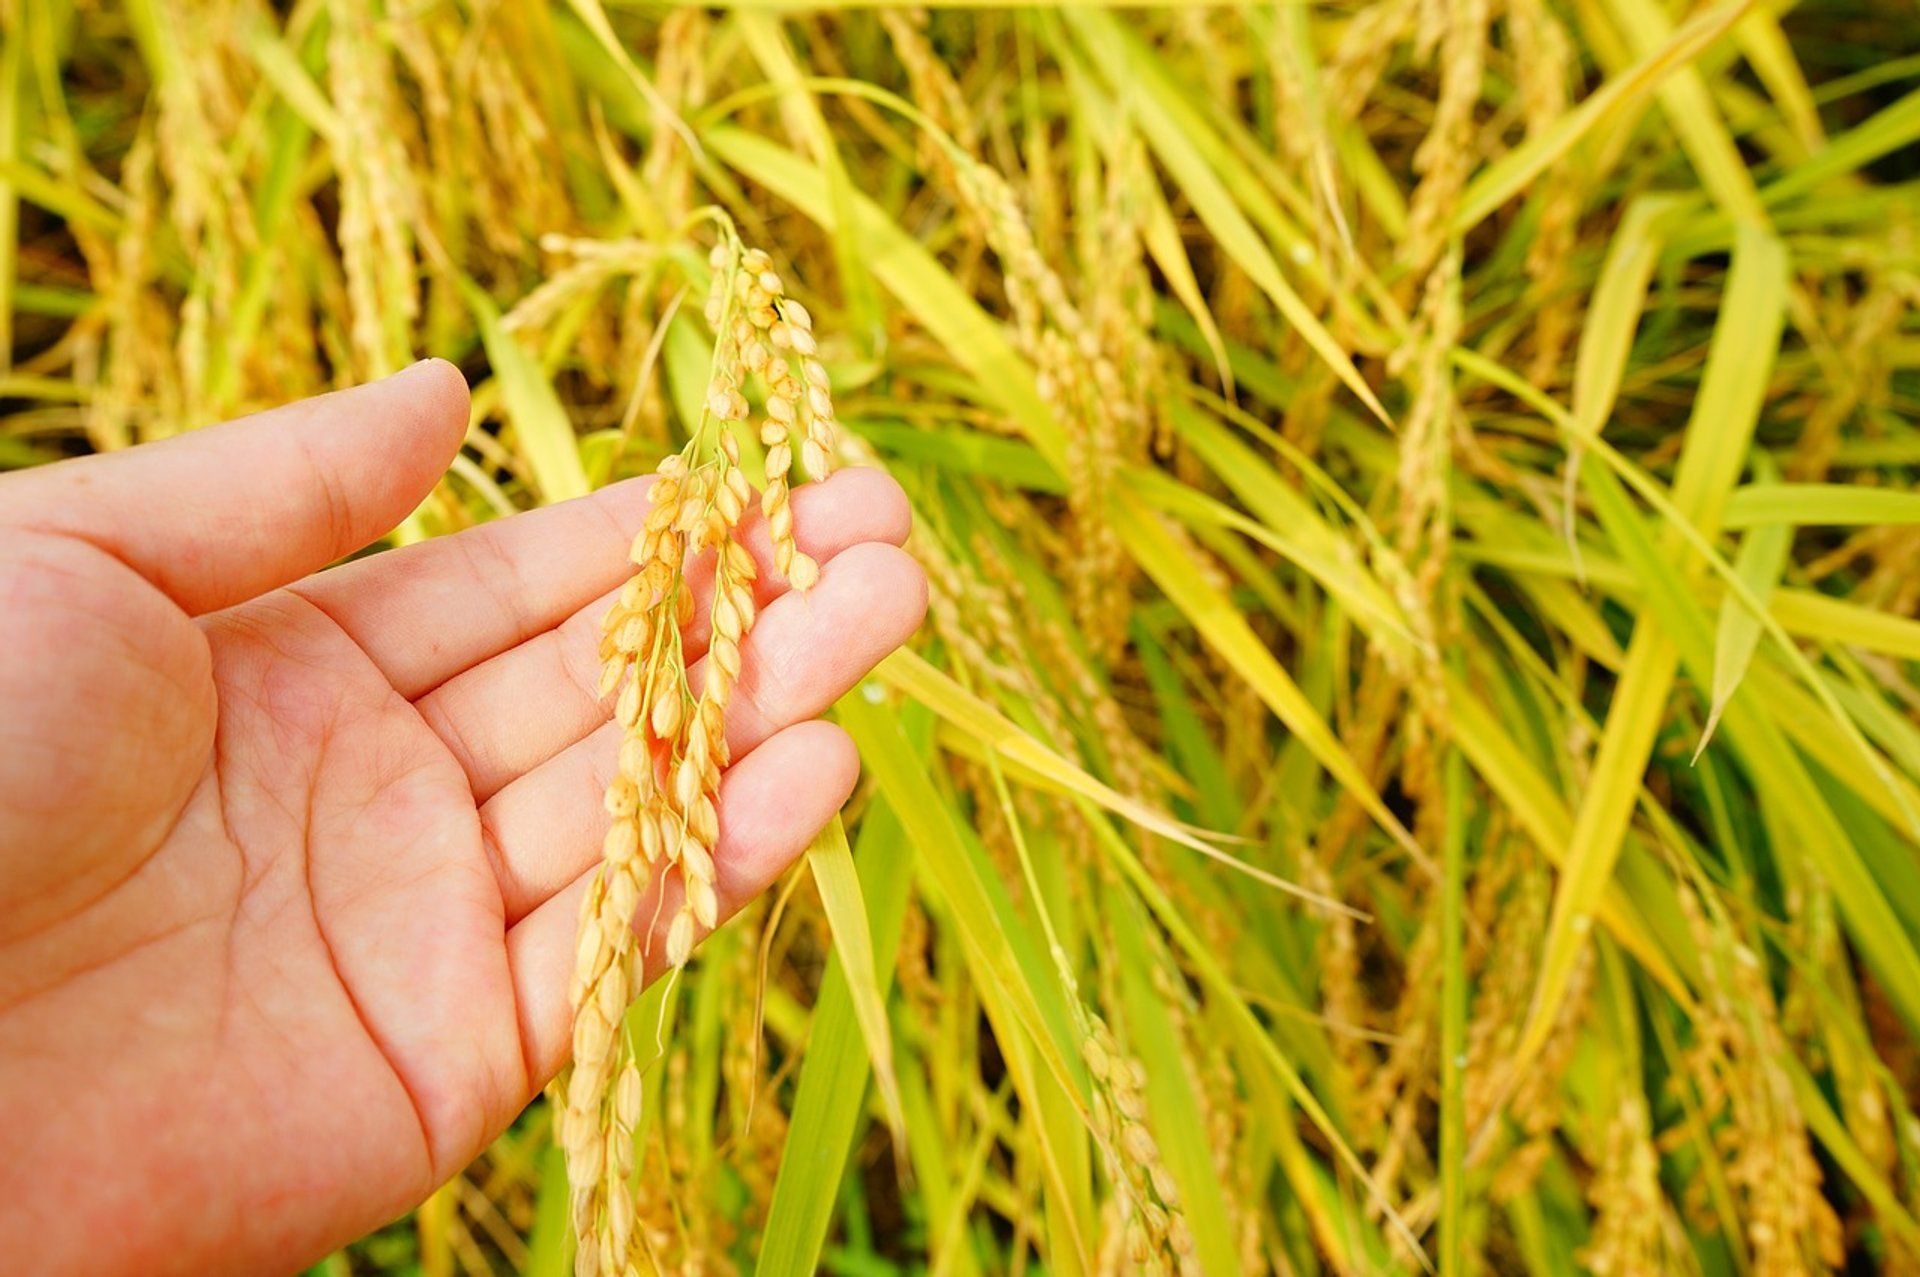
<box><xmin>877</xmin><ymin>650</ymin><xmax>1251</xmax><ymax>859</ymax></box>
<box><xmin>838</xmin><ymin>691</ymin><xmax>1099</xmax><ymax>1265</ymax></box>
<box><xmin>1603</xmin><ymin>0</ymin><xmax>1766</xmax><ymax>223</ymax></box>
<box><xmin>461</xmin><ymin>278</ymin><xmax>591</xmax><ymax>504</ymax></box>
<box><xmin>1763</xmin><ymin>84</ymin><xmax>1920</xmax><ymax>205</ymax></box>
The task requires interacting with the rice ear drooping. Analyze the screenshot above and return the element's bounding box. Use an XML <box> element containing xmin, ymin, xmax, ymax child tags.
<box><xmin>556</xmin><ymin>222</ymin><xmax>838</xmax><ymax>1277</ymax></box>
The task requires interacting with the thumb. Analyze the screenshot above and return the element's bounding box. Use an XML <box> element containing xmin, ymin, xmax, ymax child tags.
<box><xmin>1</xmin><ymin>359</ymin><xmax>470</xmax><ymax>615</ymax></box>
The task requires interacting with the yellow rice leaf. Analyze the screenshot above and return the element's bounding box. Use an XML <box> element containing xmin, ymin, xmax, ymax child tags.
<box><xmin>1603</xmin><ymin>0</ymin><xmax>1767</xmax><ymax>223</ymax></box>
<box><xmin>1571</xmin><ymin>197</ymin><xmax>1682</xmax><ymax>439</ymax></box>
<box><xmin>1458</xmin><ymin>316</ymin><xmax>1911</xmax><ymax>834</ymax></box>
<box><xmin>1161</xmin><ymin>397</ymin><xmax>1691</xmax><ymax>994</ymax></box>
<box><xmin>1064</xmin><ymin>8</ymin><xmax>1394</xmax><ymax>427</ymax></box>
<box><xmin>564</xmin><ymin>0</ymin><xmax>694</xmax><ymax>168</ymax></box>
<box><xmin>838</xmin><ymin>693</ymin><xmax>1098</xmax><ymax>1269</ymax></box>
<box><xmin>1110</xmin><ymin>494</ymin><xmax>1425</xmax><ymax>866</ymax></box>
<box><xmin>1453</xmin><ymin>0</ymin><xmax>1751</xmax><ymax>231</ymax></box>
<box><xmin>1463</xmin><ymin>463</ymin><xmax>1920</xmax><ymax>850</ymax></box>
<box><xmin>1081</xmin><ymin>813</ymin><xmax>1430</xmax><ymax>1271</ymax></box>
<box><xmin>0</xmin><ymin>157</ymin><xmax>120</xmax><ymax>235</ymax></box>
<box><xmin>900</xmin><ymin>1067</ymin><xmax>986</xmax><ymax>1277</ymax></box>
<box><xmin>1130</xmin><ymin>465</ymin><xmax>1417</xmax><ymax>656</ymax></box>
<box><xmin>1733</xmin><ymin>11</ymin><xmax>1825</xmax><ymax>154</ymax></box>
<box><xmin>802</xmin><ymin>814</ymin><xmax>904</xmax><ymax>1148</ymax></box>
<box><xmin>760</xmin><ymin>800</ymin><xmax>918</xmax><ymax>1277</ymax></box>
<box><xmin>1763</xmin><ymin>85</ymin><xmax>1920</xmax><ymax>206</ymax></box>
<box><xmin>1697</xmin><ymin>463</ymin><xmax>1792</xmax><ymax>758</ymax></box>
<box><xmin>735</xmin><ymin>15</ymin><xmax>884</xmax><ymax>352</ymax></box>
<box><xmin>1464</xmin><ymin>494</ymin><xmax>1920</xmax><ymax>664</ymax></box>
<box><xmin>874</xmin><ymin>649</ymin><xmax>1351</xmax><ymax>909</ymax></box>
<box><xmin>1060</xmin><ymin>11</ymin><xmax>1402</xmax><ymax>349</ymax></box>
<box><xmin>1157</xmin><ymin>403</ymin><xmax>1416</xmax><ymax>651</ymax></box>
<box><xmin>1563</xmin><ymin>195</ymin><xmax>1682</xmax><ymax>574</ymax></box>
<box><xmin>1527</xmin><ymin>577</ymin><xmax>1630</xmax><ymax>669</ymax></box>
<box><xmin>1589</xmin><ymin>464</ymin><xmax>1920</xmax><ymax>1038</ymax></box>
<box><xmin>1516</xmin><ymin>225</ymin><xmax>1787</xmax><ymax>1070</ymax></box>
<box><xmin>1769</xmin><ymin>590</ymin><xmax>1920</xmax><ymax>663</ymax></box>
<box><xmin>0</xmin><ymin>372</ymin><xmax>85</xmax><ymax>402</ymax></box>
<box><xmin>1108</xmin><ymin>886</ymin><xmax>1245</xmax><ymax>1277</ymax></box>
<box><xmin>1723</xmin><ymin>482</ymin><xmax>1920</xmax><ymax>528</ymax></box>
<box><xmin>1138</xmin><ymin>175</ymin><xmax>1234</xmax><ymax>399</ymax></box>
<box><xmin>1666</xmin><ymin>225</ymin><xmax>1790</xmax><ymax>530</ymax></box>
<box><xmin>1451</xmin><ymin>341</ymin><xmax>1920</xmax><ymax>844</ymax></box>
<box><xmin>240</xmin><ymin>23</ymin><xmax>342</xmax><ymax>144</ymax></box>
<box><xmin>1445</xmin><ymin>677</ymin><xmax>1692</xmax><ymax>1001</ymax></box>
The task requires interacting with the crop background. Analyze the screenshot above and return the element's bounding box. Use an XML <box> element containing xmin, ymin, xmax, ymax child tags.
<box><xmin>5</xmin><ymin>0</ymin><xmax>1920</xmax><ymax>1273</ymax></box>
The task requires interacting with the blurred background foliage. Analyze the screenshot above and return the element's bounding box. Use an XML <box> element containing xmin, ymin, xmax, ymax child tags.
<box><xmin>5</xmin><ymin>0</ymin><xmax>1920</xmax><ymax>1273</ymax></box>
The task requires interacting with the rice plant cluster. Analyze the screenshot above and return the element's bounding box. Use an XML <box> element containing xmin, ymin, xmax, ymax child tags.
<box><xmin>5</xmin><ymin>2</ymin><xmax>1919</xmax><ymax>1274</ymax></box>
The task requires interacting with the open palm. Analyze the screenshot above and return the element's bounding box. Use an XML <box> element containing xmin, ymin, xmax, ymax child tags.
<box><xmin>0</xmin><ymin>361</ymin><xmax>926</xmax><ymax>1277</ymax></box>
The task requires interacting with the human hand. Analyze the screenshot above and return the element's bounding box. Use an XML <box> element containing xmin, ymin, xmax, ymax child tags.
<box><xmin>0</xmin><ymin>360</ymin><xmax>927</xmax><ymax>1276</ymax></box>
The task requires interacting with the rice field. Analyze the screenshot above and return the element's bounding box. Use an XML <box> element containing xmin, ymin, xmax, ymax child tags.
<box><xmin>5</xmin><ymin>0</ymin><xmax>1920</xmax><ymax>1273</ymax></box>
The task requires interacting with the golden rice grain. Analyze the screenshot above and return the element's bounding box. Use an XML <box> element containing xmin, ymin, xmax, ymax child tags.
<box><xmin>556</xmin><ymin>222</ymin><xmax>836</xmax><ymax>1276</ymax></box>
<box><xmin>1082</xmin><ymin>1017</ymin><xmax>1198</xmax><ymax>1277</ymax></box>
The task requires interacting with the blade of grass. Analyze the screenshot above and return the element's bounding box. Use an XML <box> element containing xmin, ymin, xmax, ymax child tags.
<box><xmin>1733</xmin><ymin>10</ymin><xmax>1825</xmax><ymax>154</ymax></box>
<box><xmin>1564</xmin><ymin>194</ymin><xmax>1684</xmax><ymax>574</ymax></box>
<box><xmin>1455</xmin><ymin>337</ymin><xmax>1920</xmax><ymax>842</ymax></box>
<box><xmin>1078</xmin><ymin>804</ymin><xmax>1431</xmax><ymax>1271</ymax></box>
<box><xmin>735</xmin><ymin>14</ymin><xmax>884</xmax><ymax>353</ymax></box>
<box><xmin>838</xmin><ymin>690</ymin><xmax>1099</xmax><ymax>1268</ymax></box>
<box><xmin>1138</xmin><ymin>169</ymin><xmax>1233</xmax><ymax>399</ymax></box>
<box><xmin>1762</xmin><ymin>84</ymin><xmax>1920</xmax><ymax>206</ymax></box>
<box><xmin>241</xmin><ymin>19</ymin><xmax>342</xmax><ymax>144</ymax></box>
<box><xmin>1769</xmin><ymin>590</ymin><xmax>1920</xmax><ymax>663</ymax></box>
<box><xmin>1588</xmin><ymin>462</ymin><xmax>1920</xmax><ymax>1037</ymax></box>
